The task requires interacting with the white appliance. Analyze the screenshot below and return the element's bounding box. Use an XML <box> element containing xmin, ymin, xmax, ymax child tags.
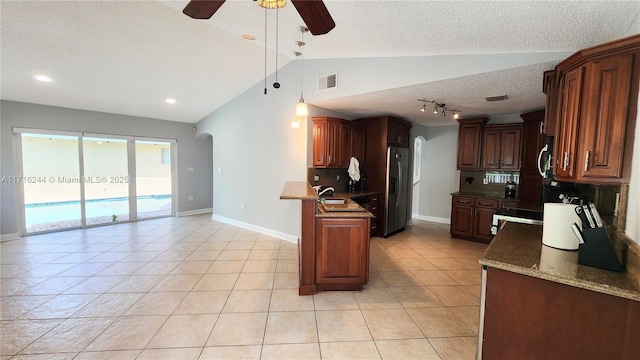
<box><xmin>542</xmin><ymin>203</ymin><xmax>581</xmax><ymax>250</ymax></box>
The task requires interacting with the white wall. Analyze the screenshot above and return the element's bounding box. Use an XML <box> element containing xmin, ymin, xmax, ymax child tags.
<box><xmin>0</xmin><ymin>100</ymin><xmax>213</xmax><ymax>237</ymax></box>
<box><xmin>415</xmin><ymin>125</ymin><xmax>460</xmax><ymax>222</ymax></box>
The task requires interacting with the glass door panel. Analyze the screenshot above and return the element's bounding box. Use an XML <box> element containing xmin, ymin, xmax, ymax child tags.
<box><xmin>21</xmin><ymin>133</ymin><xmax>81</xmax><ymax>233</ymax></box>
<box><xmin>135</xmin><ymin>140</ymin><xmax>173</xmax><ymax>219</ymax></box>
<box><xmin>83</xmin><ymin>137</ymin><xmax>130</xmax><ymax>225</ymax></box>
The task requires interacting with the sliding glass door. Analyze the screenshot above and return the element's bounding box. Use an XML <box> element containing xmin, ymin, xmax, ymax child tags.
<box><xmin>135</xmin><ymin>140</ymin><xmax>174</xmax><ymax>219</ymax></box>
<box><xmin>20</xmin><ymin>133</ymin><xmax>82</xmax><ymax>233</ymax></box>
<box><xmin>15</xmin><ymin>129</ymin><xmax>176</xmax><ymax>235</ymax></box>
<box><xmin>83</xmin><ymin>136</ymin><xmax>130</xmax><ymax>226</ymax></box>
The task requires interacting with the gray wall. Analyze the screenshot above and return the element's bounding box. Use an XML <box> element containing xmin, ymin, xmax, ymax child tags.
<box><xmin>0</xmin><ymin>100</ymin><xmax>213</xmax><ymax>236</ymax></box>
<box><xmin>411</xmin><ymin>124</ymin><xmax>460</xmax><ymax>221</ymax></box>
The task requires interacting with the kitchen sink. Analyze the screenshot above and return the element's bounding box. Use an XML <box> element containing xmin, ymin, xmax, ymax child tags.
<box><xmin>323</xmin><ymin>199</ymin><xmax>346</xmax><ymax>205</ymax></box>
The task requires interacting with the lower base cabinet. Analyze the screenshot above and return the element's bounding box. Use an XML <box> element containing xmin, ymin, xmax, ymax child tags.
<box><xmin>315</xmin><ymin>217</ymin><xmax>370</xmax><ymax>290</ymax></box>
<box><xmin>480</xmin><ymin>267</ymin><xmax>639</xmax><ymax>359</ymax></box>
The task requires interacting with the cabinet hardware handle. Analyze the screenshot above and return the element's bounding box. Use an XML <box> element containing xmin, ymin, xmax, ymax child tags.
<box><xmin>539</xmin><ymin>122</ymin><xmax>544</xmax><ymax>134</ymax></box>
<box><xmin>398</xmin><ymin>136</ymin><xmax>401</xmax><ymax>143</ymax></box>
<box><xmin>328</xmin><ymin>155</ymin><xmax>332</xmax><ymax>163</ymax></box>
<box><xmin>584</xmin><ymin>151</ymin><xmax>590</xmax><ymax>172</ymax></box>
<box><xmin>563</xmin><ymin>152</ymin><xmax>569</xmax><ymax>171</ymax></box>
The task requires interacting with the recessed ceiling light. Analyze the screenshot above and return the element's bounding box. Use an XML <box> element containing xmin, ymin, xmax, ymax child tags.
<box><xmin>242</xmin><ymin>34</ymin><xmax>256</xmax><ymax>40</ymax></box>
<box><xmin>34</xmin><ymin>74</ymin><xmax>53</xmax><ymax>82</ymax></box>
<box><xmin>165</xmin><ymin>98</ymin><xmax>177</xmax><ymax>105</ymax></box>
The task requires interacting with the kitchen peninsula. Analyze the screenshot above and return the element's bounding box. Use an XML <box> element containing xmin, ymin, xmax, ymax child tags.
<box><xmin>478</xmin><ymin>222</ymin><xmax>639</xmax><ymax>359</ymax></box>
<box><xmin>280</xmin><ymin>182</ymin><xmax>373</xmax><ymax>295</ymax></box>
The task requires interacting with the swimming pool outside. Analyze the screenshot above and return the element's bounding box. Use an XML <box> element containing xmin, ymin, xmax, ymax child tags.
<box><xmin>25</xmin><ymin>195</ymin><xmax>172</xmax><ymax>230</ymax></box>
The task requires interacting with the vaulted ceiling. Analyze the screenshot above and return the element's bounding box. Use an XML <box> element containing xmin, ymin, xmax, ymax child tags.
<box><xmin>2</xmin><ymin>1</ymin><xmax>639</xmax><ymax>127</ymax></box>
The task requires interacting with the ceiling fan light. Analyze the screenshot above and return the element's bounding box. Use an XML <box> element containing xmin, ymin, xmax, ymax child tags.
<box><xmin>453</xmin><ymin>112</ymin><xmax>459</xmax><ymax>119</ymax></box>
<box><xmin>259</xmin><ymin>0</ymin><xmax>286</xmax><ymax>9</ymax></box>
<box><xmin>296</xmin><ymin>100</ymin><xmax>308</xmax><ymax>116</ymax></box>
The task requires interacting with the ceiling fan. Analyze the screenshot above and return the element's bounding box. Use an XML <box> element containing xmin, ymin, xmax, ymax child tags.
<box><xmin>183</xmin><ymin>0</ymin><xmax>336</xmax><ymax>35</ymax></box>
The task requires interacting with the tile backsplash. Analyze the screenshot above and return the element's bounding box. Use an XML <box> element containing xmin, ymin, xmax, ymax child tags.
<box><xmin>307</xmin><ymin>168</ymin><xmax>351</xmax><ymax>192</ymax></box>
<box><xmin>459</xmin><ymin>170</ymin><xmax>520</xmax><ymax>198</ymax></box>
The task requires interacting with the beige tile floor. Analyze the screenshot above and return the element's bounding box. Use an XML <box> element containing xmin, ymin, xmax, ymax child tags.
<box><xmin>1</xmin><ymin>214</ymin><xmax>486</xmax><ymax>359</ymax></box>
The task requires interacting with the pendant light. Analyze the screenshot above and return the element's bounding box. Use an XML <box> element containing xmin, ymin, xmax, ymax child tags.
<box><xmin>295</xmin><ymin>26</ymin><xmax>309</xmax><ymax>117</ymax></box>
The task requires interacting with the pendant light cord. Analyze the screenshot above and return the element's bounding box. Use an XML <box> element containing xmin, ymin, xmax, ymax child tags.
<box><xmin>264</xmin><ymin>6</ymin><xmax>267</xmax><ymax>95</ymax></box>
<box><xmin>275</xmin><ymin>7</ymin><xmax>279</xmax><ymax>83</ymax></box>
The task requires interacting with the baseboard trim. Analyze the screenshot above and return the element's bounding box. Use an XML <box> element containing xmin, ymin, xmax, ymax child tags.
<box><xmin>412</xmin><ymin>214</ymin><xmax>451</xmax><ymax>224</ymax></box>
<box><xmin>211</xmin><ymin>214</ymin><xmax>298</xmax><ymax>244</ymax></box>
<box><xmin>177</xmin><ymin>208</ymin><xmax>213</xmax><ymax>217</ymax></box>
<box><xmin>1</xmin><ymin>233</ymin><xmax>20</xmax><ymax>242</ymax></box>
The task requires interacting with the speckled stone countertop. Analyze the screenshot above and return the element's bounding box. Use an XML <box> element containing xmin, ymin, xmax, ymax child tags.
<box><xmin>279</xmin><ymin>182</ymin><xmax>372</xmax><ymax>218</ymax></box>
<box><xmin>481</xmin><ymin>222</ymin><xmax>640</xmax><ymax>301</ymax></box>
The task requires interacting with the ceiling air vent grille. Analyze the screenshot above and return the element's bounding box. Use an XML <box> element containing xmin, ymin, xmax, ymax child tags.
<box><xmin>318</xmin><ymin>73</ymin><xmax>337</xmax><ymax>91</ymax></box>
<box><xmin>485</xmin><ymin>95</ymin><xmax>509</xmax><ymax>102</ymax></box>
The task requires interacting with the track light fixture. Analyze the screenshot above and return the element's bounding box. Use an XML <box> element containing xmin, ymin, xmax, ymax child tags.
<box><xmin>418</xmin><ymin>99</ymin><xmax>460</xmax><ymax>119</ymax></box>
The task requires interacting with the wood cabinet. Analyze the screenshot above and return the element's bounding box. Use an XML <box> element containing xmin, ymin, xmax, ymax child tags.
<box><xmin>551</xmin><ymin>35</ymin><xmax>640</xmax><ymax>184</ymax></box>
<box><xmin>368</xmin><ymin>193</ymin><xmax>378</xmax><ymax>235</ymax></box>
<box><xmin>338</xmin><ymin>121</ymin><xmax>366</xmax><ymax>168</ymax></box>
<box><xmin>315</xmin><ymin>217</ymin><xmax>370</xmax><ymax>290</ymax></box>
<box><xmin>542</xmin><ymin>70</ymin><xmax>558</xmax><ymax>136</ymax></box>
<box><xmin>313</xmin><ymin>117</ymin><xmax>340</xmax><ymax>168</ymax></box>
<box><xmin>456</xmin><ymin>118</ymin><xmax>488</xmax><ymax>170</ymax></box>
<box><xmin>481</xmin><ymin>267</ymin><xmax>640</xmax><ymax>359</ymax></box>
<box><xmin>481</xmin><ymin>124</ymin><xmax>522</xmax><ymax>170</ymax></box>
<box><xmin>450</xmin><ymin>195</ymin><xmax>515</xmax><ymax>243</ymax></box>
<box><xmin>387</xmin><ymin>119</ymin><xmax>411</xmax><ymax>148</ymax></box>
<box><xmin>313</xmin><ymin>117</ymin><xmax>364</xmax><ymax>168</ymax></box>
<box><xmin>353</xmin><ymin>116</ymin><xmax>412</xmax><ymax>236</ymax></box>
<box><xmin>518</xmin><ymin>110</ymin><xmax>545</xmax><ymax>205</ymax></box>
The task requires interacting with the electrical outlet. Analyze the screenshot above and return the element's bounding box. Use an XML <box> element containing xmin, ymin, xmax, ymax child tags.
<box><xmin>188</xmin><ymin>195</ymin><xmax>193</xmax><ymax>201</ymax></box>
<box><xmin>314</xmin><ymin>175</ymin><xmax>319</xmax><ymax>182</ymax></box>
<box><xmin>483</xmin><ymin>178</ymin><xmax>488</xmax><ymax>185</ymax></box>
<box><xmin>336</xmin><ymin>175</ymin><xmax>340</xmax><ymax>181</ymax></box>
<box><xmin>218</xmin><ymin>168</ymin><xmax>222</xmax><ymax>174</ymax></box>
<box><xmin>241</xmin><ymin>203</ymin><xmax>245</xmax><ymax>211</ymax></box>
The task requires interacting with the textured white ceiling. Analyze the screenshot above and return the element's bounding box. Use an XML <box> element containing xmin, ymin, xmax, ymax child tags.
<box><xmin>1</xmin><ymin>1</ymin><xmax>639</xmax><ymax>125</ymax></box>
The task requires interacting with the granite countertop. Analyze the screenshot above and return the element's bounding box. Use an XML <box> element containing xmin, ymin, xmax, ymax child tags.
<box><xmin>480</xmin><ymin>222</ymin><xmax>640</xmax><ymax>301</ymax></box>
<box><xmin>451</xmin><ymin>191</ymin><xmax>518</xmax><ymax>201</ymax></box>
<box><xmin>481</xmin><ymin>222</ymin><xmax>640</xmax><ymax>301</ymax></box>
<box><xmin>279</xmin><ymin>182</ymin><xmax>372</xmax><ymax>218</ymax></box>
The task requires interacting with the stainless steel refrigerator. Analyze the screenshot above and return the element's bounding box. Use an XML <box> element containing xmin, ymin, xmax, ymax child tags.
<box><xmin>384</xmin><ymin>146</ymin><xmax>410</xmax><ymax>237</ymax></box>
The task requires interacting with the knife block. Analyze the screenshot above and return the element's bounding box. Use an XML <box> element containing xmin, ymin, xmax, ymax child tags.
<box><xmin>578</xmin><ymin>227</ymin><xmax>622</xmax><ymax>272</ymax></box>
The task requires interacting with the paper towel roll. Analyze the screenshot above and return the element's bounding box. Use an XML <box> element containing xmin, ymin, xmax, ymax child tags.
<box><xmin>542</xmin><ymin>203</ymin><xmax>581</xmax><ymax>250</ymax></box>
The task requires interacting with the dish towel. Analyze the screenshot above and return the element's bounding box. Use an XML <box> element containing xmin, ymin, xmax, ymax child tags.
<box><xmin>348</xmin><ymin>157</ymin><xmax>361</xmax><ymax>182</ymax></box>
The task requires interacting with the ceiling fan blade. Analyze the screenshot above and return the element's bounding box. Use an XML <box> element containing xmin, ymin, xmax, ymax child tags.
<box><xmin>291</xmin><ymin>0</ymin><xmax>336</xmax><ymax>35</ymax></box>
<box><xmin>183</xmin><ymin>0</ymin><xmax>226</xmax><ymax>19</ymax></box>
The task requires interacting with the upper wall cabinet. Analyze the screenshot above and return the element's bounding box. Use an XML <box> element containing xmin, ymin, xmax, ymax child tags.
<box><xmin>481</xmin><ymin>124</ymin><xmax>523</xmax><ymax>171</ymax></box>
<box><xmin>456</xmin><ymin>118</ymin><xmax>488</xmax><ymax>170</ymax></box>
<box><xmin>550</xmin><ymin>34</ymin><xmax>640</xmax><ymax>183</ymax></box>
<box><xmin>387</xmin><ymin>119</ymin><xmax>412</xmax><ymax>148</ymax></box>
<box><xmin>313</xmin><ymin>117</ymin><xmax>365</xmax><ymax>168</ymax></box>
<box><xmin>313</xmin><ymin>117</ymin><xmax>340</xmax><ymax>168</ymax></box>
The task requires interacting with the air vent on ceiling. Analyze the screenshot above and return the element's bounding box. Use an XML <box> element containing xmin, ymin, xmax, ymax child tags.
<box><xmin>318</xmin><ymin>73</ymin><xmax>337</xmax><ymax>91</ymax></box>
<box><xmin>485</xmin><ymin>95</ymin><xmax>509</xmax><ymax>102</ymax></box>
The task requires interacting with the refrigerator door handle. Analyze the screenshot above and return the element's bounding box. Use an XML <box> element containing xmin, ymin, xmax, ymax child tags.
<box><xmin>396</xmin><ymin>160</ymin><xmax>402</xmax><ymax>207</ymax></box>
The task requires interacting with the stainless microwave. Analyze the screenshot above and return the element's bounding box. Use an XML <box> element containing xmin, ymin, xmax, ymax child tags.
<box><xmin>537</xmin><ymin>136</ymin><xmax>554</xmax><ymax>179</ymax></box>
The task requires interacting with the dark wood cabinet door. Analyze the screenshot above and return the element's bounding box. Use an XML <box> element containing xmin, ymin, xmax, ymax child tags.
<box><xmin>353</xmin><ymin>125</ymin><xmax>366</xmax><ymax>165</ymax></box>
<box><xmin>451</xmin><ymin>196</ymin><xmax>475</xmax><ymax>238</ymax></box>
<box><xmin>554</xmin><ymin>66</ymin><xmax>585</xmax><ymax>180</ymax></box>
<box><xmin>481</xmin><ymin>129</ymin><xmax>501</xmax><ymax>170</ymax></box>
<box><xmin>315</xmin><ymin>218</ymin><xmax>368</xmax><ymax>285</ymax></box>
<box><xmin>473</xmin><ymin>207</ymin><xmax>496</xmax><ymax>243</ymax></box>
<box><xmin>577</xmin><ymin>54</ymin><xmax>633</xmax><ymax>180</ymax></box>
<box><xmin>312</xmin><ymin>120</ymin><xmax>327</xmax><ymax>167</ymax></box>
<box><xmin>456</xmin><ymin>118</ymin><xmax>486</xmax><ymax>170</ymax></box>
<box><xmin>387</xmin><ymin>121</ymin><xmax>400</xmax><ymax>146</ymax></box>
<box><xmin>326</xmin><ymin>120</ymin><xmax>340</xmax><ymax>167</ymax></box>
<box><xmin>543</xmin><ymin>70</ymin><xmax>558</xmax><ymax>136</ymax></box>
<box><xmin>339</xmin><ymin>121</ymin><xmax>354</xmax><ymax>168</ymax></box>
<box><xmin>500</xmin><ymin>126</ymin><xmax>522</xmax><ymax>170</ymax></box>
<box><xmin>520</xmin><ymin>110</ymin><xmax>545</xmax><ymax>176</ymax></box>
